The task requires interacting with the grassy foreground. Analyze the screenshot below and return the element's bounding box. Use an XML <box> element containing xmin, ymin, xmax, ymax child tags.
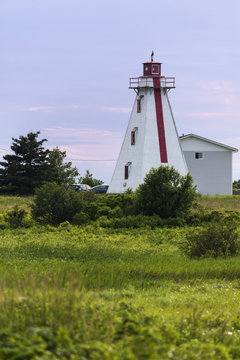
<box><xmin>0</xmin><ymin>222</ymin><xmax>240</xmax><ymax>359</ymax></box>
<box><xmin>198</xmin><ymin>195</ymin><xmax>240</xmax><ymax>211</ymax></box>
<box><xmin>0</xmin><ymin>195</ymin><xmax>33</xmax><ymax>212</ymax></box>
<box><xmin>0</xmin><ymin>194</ymin><xmax>240</xmax><ymax>212</ymax></box>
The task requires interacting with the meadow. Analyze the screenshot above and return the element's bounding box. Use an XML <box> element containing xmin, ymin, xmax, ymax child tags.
<box><xmin>0</xmin><ymin>195</ymin><xmax>240</xmax><ymax>358</ymax></box>
<box><xmin>198</xmin><ymin>195</ymin><xmax>240</xmax><ymax>211</ymax></box>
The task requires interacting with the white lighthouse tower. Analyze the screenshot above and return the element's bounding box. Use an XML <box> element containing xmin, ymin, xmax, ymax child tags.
<box><xmin>108</xmin><ymin>54</ymin><xmax>188</xmax><ymax>193</ymax></box>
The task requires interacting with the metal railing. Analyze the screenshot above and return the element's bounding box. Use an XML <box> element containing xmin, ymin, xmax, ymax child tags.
<box><xmin>129</xmin><ymin>77</ymin><xmax>175</xmax><ymax>89</ymax></box>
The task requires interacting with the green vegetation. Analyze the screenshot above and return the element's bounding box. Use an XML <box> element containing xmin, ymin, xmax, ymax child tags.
<box><xmin>31</xmin><ymin>183</ymin><xmax>93</xmax><ymax>224</ymax></box>
<box><xmin>135</xmin><ymin>166</ymin><xmax>196</xmax><ymax>217</ymax></box>
<box><xmin>198</xmin><ymin>195</ymin><xmax>240</xmax><ymax>211</ymax></box>
<box><xmin>233</xmin><ymin>179</ymin><xmax>240</xmax><ymax>189</ymax></box>
<box><xmin>0</xmin><ymin>224</ymin><xmax>240</xmax><ymax>358</ymax></box>
<box><xmin>46</xmin><ymin>147</ymin><xmax>79</xmax><ymax>185</ymax></box>
<box><xmin>79</xmin><ymin>169</ymin><xmax>104</xmax><ymax>187</ymax></box>
<box><xmin>0</xmin><ymin>192</ymin><xmax>240</xmax><ymax>358</ymax></box>
<box><xmin>0</xmin><ymin>195</ymin><xmax>33</xmax><ymax>212</ymax></box>
<box><xmin>30</xmin><ymin>166</ymin><xmax>197</xmax><ymax>228</ymax></box>
<box><xmin>0</xmin><ymin>131</ymin><xmax>79</xmax><ymax>195</ymax></box>
<box><xmin>184</xmin><ymin>221</ymin><xmax>239</xmax><ymax>258</ymax></box>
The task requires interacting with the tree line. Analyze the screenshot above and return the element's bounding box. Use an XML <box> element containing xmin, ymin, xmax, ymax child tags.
<box><xmin>0</xmin><ymin>131</ymin><xmax>103</xmax><ymax>195</ymax></box>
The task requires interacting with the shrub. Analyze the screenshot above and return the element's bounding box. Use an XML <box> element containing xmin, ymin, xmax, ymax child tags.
<box><xmin>186</xmin><ymin>209</ymin><xmax>240</xmax><ymax>226</ymax></box>
<box><xmin>183</xmin><ymin>221</ymin><xmax>239</xmax><ymax>258</ymax></box>
<box><xmin>135</xmin><ymin>166</ymin><xmax>196</xmax><ymax>218</ymax></box>
<box><xmin>108</xmin><ymin>206</ymin><xmax>124</xmax><ymax>218</ymax></box>
<box><xmin>96</xmin><ymin>215</ymin><xmax>164</xmax><ymax>229</ymax></box>
<box><xmin>3</xmin><ymin>206</ymin><xmax>27</xmax><ymax>228</ymax></box>
<box><xmin>162</xmin><ymin>217</ymin><xmax>186</xmax><ymax>227</ymax></box>
<box><xmin>72</xmin><ymin>212</ymin><xmax>91</xmax><ymax>225</ymax></box>
<box><xmin>58</xmin><ymin>221</ymin><xmax>73</xmax><ymax>231</ymax></box>
<box><xmin>32</xmin><ymin>183</ymin><xmax>86</xmax><ymax>224</ymax></box>
<box><xmin>85</xmin><ymin>202</ymin><xmax>99</xmax><ymax>221</ymax></box>
<box><xmin>85</xmin><ymin>194</ymin><xmax>136</xmax><ymax>220</ymax></box>
<box><xmin>96</xmin><ymin>205</ymin><xmax>124</xmax><ymax>219</ymax></box>
<box><xmin>97</xmin><ymin>205</ymin><xmax>112</xmax><ymax>218</ymax></box>
<box><xmin>97</xmin><ymin>194</ymin><xmax>136</xmax><ymax>214</ymax></box>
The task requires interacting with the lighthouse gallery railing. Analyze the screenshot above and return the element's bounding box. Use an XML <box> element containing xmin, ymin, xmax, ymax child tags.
<box><xmin>129</xmin><ymin>77</ymin><xmax>175</xmax><ymax>89</ymax></box>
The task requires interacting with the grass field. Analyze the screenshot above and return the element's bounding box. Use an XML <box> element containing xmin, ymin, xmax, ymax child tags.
<box><xmin>1</xmin><ymin>194</ymin><xmax>240</xmax><ymax>213</ymax></box>
<box><xmin>0</xmin><ymin>196</ymin><xmax>240</xmax><ymax>358</ymax></box>
<box><xmin>0</xmin><ymin>195</ymin><xmax>33</xmax><ymax>212</ymax></box>
<box><xmin>198</xmin><ymin>195</ymin><xmax>240</xmax><ymax>211</ymax></box>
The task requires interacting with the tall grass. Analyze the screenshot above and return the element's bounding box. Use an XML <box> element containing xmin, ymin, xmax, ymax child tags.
<box><xmin>198</xmin><ymin>195</ymin><xmax>240</xmax><ymax>210</ymax></box>
<box><xmin>0</xmin><ymin>195</ymin><xmax>33</xmax><ymax>212</ymax></box>
<box><xmin>0</xmin><ymin>195</ymin><xmax>240</xmax><ymax>358</ymax></box>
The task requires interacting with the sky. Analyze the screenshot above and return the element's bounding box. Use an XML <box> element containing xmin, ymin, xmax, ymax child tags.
<box><xmin>1</xmin><ymin>0</ymin><xmax>240</xmax><ymax>183</ymax></box>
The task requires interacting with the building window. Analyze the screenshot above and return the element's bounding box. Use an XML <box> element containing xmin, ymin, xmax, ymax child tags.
<box><xmin>124</xmin><ymin>162</ymin><xmax>132</xmax><ymax>180</ymax></box>
<box><xmin>152</xmin><ymin>64</ymin><xmax>160</xmax><ymax>74</ymax></box>
<box><xmin>131</xmin><ymin>127</ymin><xmax>138</xmax><ymax>145</ymax></box>
<box><xmin>195</xmin><ymin>152</ymin><xmax>203</xmax><ymax>159</ymax></box>
<box><xmin>131</xmin><ymin>131</ymin><xmax>135</xmax><ymax>145</ymax></box>
<box><xmin>137</xmin><ymin>99</ymin><xmax>141</xmax><ymax>113</ymax></box>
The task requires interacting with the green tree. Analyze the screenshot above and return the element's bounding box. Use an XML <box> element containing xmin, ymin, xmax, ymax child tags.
<box><xmin>32</xmin><ymin>182</ymin><xmax>85</xmax><ymax>224</ymax></box>
<box><xmin>233</xmin><ymin>180</ymin><xmax>240</xmax><ymax>189</ymax></box>
<box><xmin>0</xmin><ymin>131</ymin><xmax>50</xmax><ymax>194</ymax></box>
<box><xmin>47</xmin><ymin>147</ymin><xmax>79</xmax><ymax>185</ymax></box>
<box><xmin>79</xmin><ymin>170</ymin><xmax>103</xmax><ymax>187</ymax></box>
<box><xmin>135</xmin><ymin>166</ymin><xmax>196</xmax><ymax>218</ymax></box>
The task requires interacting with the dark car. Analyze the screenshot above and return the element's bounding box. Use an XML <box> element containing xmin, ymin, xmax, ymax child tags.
<box><xmin>91</xmin><ymin>185</ymin><xmax>109</xmax><ymax>194</ymax></box>
<box><xmin>68</xmin><ymin>184</ymin><xmax>92</xmax><ymax>192</ymax></box>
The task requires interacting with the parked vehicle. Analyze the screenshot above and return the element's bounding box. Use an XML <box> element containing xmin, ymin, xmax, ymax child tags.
<box><xmin>68</xmin><ymin>184</ymin><xmax>92</xmax><ymax>192</ymax></box>
<box><xmin>91</xmin><ymin>184</ymin><xmax>109</xmax><ymax>194</ymax></box>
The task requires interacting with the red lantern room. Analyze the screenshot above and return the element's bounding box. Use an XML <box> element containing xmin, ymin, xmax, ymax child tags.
<box><xmin>142</xmin><ymin>50</ymin><xmax>161</xmax><ymax>77</ymax></box>
<box><xmin>129</xmin><ymin>51</ymin><xmax>175</xmax><ymax>90</ymax></box>
<box><xmin>143</xmin><ymin>61</ymin><xmax>162</xmax><ymax>77</ymax></box>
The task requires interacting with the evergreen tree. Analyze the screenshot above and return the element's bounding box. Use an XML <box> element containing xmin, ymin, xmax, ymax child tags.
<box><xmin>47</xmin><ymin>147</ymin><xmax>79</xmax><ymax>185</ymax></box>
<box><xmin>0</xmin><ymin>132</ymin><xmax>79</xmax><ymax>194</ymax></box>
<box><xmin>0</xmin><ymin>131</ymin><xmax>49</xmax><ymax>194</ymax></box>
<box><xmin>79</xmin><ymin>169</ymin><xmax>103</xmax><ymax>187</ymax></box>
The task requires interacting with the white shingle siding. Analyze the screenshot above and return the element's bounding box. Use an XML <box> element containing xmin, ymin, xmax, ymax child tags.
<box><xmin>108</xmin><ymin>85</ymin><xmax>188</xmax><ymax>193</ymax></box>
<box><xmin>180</xmin><ymin>135</ymin><xmax>237</xmax><ymax>195</ymax></box>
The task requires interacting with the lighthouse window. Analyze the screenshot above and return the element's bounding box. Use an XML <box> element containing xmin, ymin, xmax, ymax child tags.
<box><xmin>131</xmin><ymin>131</ymin><xmax>135</xmax><ymax>145</ymax></box>
<box><xmin>195</xmin><ymin>152</ymin><xmax>203</xmax><ymax>159</ymax></box>
<box><xmin>124</xmin><ymin>166</ymin><xmax>129</xmax><ymax>179</ymax></box>
<box><xmin>131</xmin><ymin>127</ymin><xmax>138</xmax><ymax>145</ymax></box>
<box><xmin>124</xmin><ymin>162</ymin><xmax>132</xmax><ymax>180</ymax></box>
<box><xmin>137</xmin><ymin>99</ymin><xmax>141</xmax><ymax>113</ymax></box>
<box><xmin>152</xmin><ymin>64</ymin><xmax>160</xmax><ymax>74</ymax></box>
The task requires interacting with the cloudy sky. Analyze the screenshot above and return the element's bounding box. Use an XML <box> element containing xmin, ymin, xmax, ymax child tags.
<box><xmin>1</xmin><ymin>0</ymin><xmax>240</xmax><ymax>182</ymax></box>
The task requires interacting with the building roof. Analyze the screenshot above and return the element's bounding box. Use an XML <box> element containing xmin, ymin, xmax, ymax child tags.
<box><xmin>179</xmin><ymin>133</ymin><xmax>238</xmax><ymax>152</ymax></box>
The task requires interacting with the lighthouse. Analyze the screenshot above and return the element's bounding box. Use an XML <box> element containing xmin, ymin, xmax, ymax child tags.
<box><xmin>108</xmin><ymin>54</ymin><xmax>188</xmax><ymax>193</ymax></box>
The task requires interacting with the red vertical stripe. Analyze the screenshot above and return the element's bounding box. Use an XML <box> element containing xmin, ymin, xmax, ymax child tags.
<box><xmin>153</xmin><ymin>78</ymin><xmax>168</xmax><ymax>163</ymax></box>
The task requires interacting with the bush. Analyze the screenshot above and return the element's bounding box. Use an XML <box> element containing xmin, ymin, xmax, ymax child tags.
<box><xmin>84</xmin><ymin>194</ymin><xmax>135</xmax><ymax>221</ymax></box>
<box><xmin>96</xmin><ymin>214</ymin><xmax>184</xmax><ymax>229</ymax></box>
<box><xmin>183</xmin><ymin>221</ymin><xmax>239</xmax><ymax>258</ymax></box>
<box><xmin>95</xmin><ymin>194</ymin><xmax>135</xmax><ymax>215</ymax></box>
<box><xmin>72</xmin><ymin>212</ymin><xmax>91</xmax><ymax>225</ymax></box>
<box><xmin>3</xmin><ymin>206</ymin><xmax>27</xmax><ymax>228</ymax></box>
<box><xmin>96</xmin><ymin>214</ymin><xmax>186</xmax><ymax>229</ymax></box>
<box><xmin>186</xmin><ymin>209</ymin><xmax>240</xmax><ymax>226</ymax></box>
<box><xmin>96</xmin><ymin>215</ymin><xmax>160</xmax><ymax>228</ymax></box>
<box><xmin>96</xmin><ymin>205</ymin><xmax>112</xmax><ymax>218</ymax></box>
<box><xmin>135</xmin><ymin>166</ymin><xmax>196</xmax><ymax>218</ymax></box>
<box><xmin>32</xmin><ymin>183</ymin><xmax>86</xmax><ymax>224</ymax></box>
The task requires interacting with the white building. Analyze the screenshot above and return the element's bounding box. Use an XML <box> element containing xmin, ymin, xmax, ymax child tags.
<box><xmin>108</xmin><ymin>57</ymin><xmax>188</xmax><ymax>193</ymax></box>
<box><xmin>180</xmin><ymin>134</ymin><xmax>238</xmax><ymax>195</ymax></box>
<box><xmin>108</xmin><ymin>56</ymin><xmax>238</xmax><ymax>195</ymax></box>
